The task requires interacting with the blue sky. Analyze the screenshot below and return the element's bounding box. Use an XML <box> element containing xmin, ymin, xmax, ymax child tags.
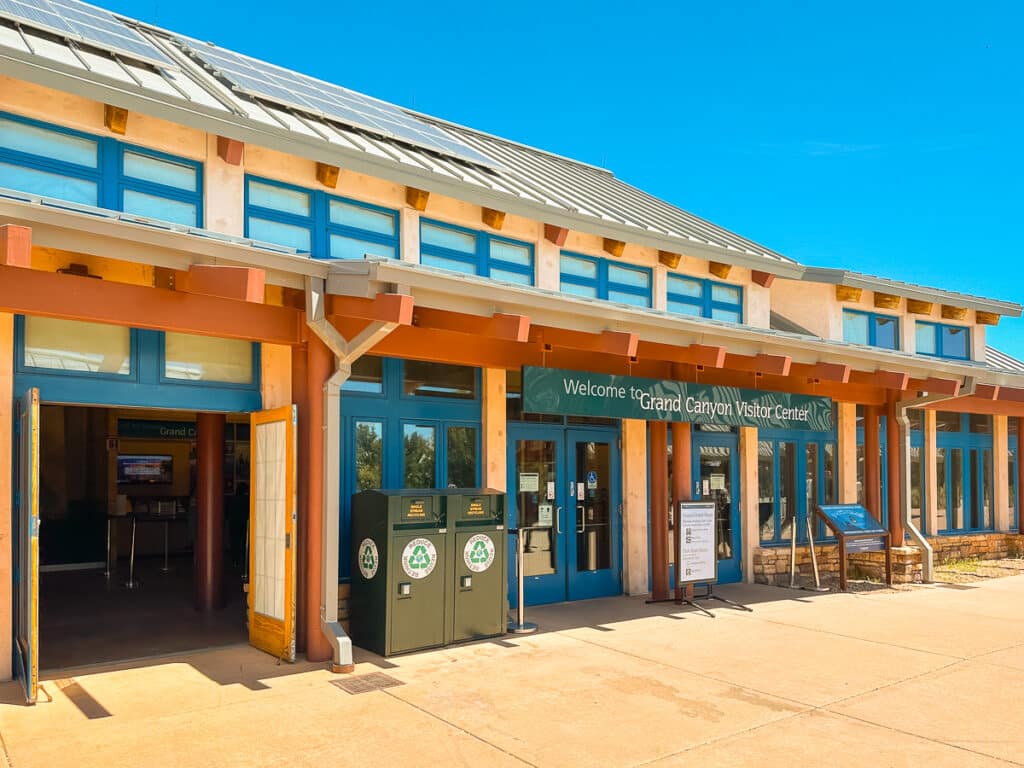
<box><xmin>109</xmin><ymin>0</ymin><xmax>1024</xmax><ymax>357</ymax></box>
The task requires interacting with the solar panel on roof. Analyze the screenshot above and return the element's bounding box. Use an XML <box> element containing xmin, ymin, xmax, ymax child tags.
<box><xmin>177</xmin><ymin>37</ymin><xmax>499</xmax><ymax>169</ymax></box>
<box><xmin>0</xmin><ymin>0</ymin><xmax>175</xmax><ymax>68</ymax></box>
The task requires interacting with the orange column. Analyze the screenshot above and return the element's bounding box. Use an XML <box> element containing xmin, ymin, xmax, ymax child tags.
<box><xmin>670</xmin><ymin>421</ymin><xmax>691</xmax><ymax>601</ymax></box>
<box><xmin>196</xmin><ymin>413</ymin><xmax>225</xmax><ymax>612</ymax></box>
<box><xmin>886</xmin><ymin>398</ymin><xmax>903</xmax><ymax>545</ymax></box>
<box><xmin>305</xmin><ymin>335</ymin><xmax>332</xmax><ymax>662</ymax></box>
<box><xmin>649</xmin><ymin>421</ymin><xmax>669</xmax><ymax>600</ymax></box>
<box><xmin>291</xmin><ymin>342</ymin><xmax>309</xmax><ymax>653</ymax></box>
<box><xmin>864</xmin><ymin>405</ymin><xmax>881</xmax><ymax>521</ymax></box>
<box><xmin>1018</xmin><ymin>421</ymin><xmax>1024</xmax><ymax>535</ymax></box>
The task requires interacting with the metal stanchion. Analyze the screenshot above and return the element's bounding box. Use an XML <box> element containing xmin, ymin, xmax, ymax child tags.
<box><xmin>104</xmin><ymin>517</ymin><xmax>112</xmax><ymax>579</ymax></box>
<box><xmin>507</xmin><ymin>526</ymin><xmax>537</xmax><ymax>634</ymax></box>
<box><xmin>125</xmin><ymin>515</ymin><xmax>139</xmax><ymax>589</ymax></box>
<box><xmin>804</xmin><ymin>515</ymin><xmax>829</xmax><ymax>592</ymax></box>
<box><xmin>160</xmin><ymin>520</ymin><xmax>172</xmax><ymax>572</ymax></box>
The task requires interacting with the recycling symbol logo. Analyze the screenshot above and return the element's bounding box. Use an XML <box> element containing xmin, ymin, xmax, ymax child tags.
<box><xmin>357</xmin><ymin>538</ymin><xmax>379</xmax><ymax>580</ymax></box>
<box><xmin>401</xmin><ymin>537</ymin><xmax>437</xmax><ymax>579</ymax></box>
<box><xmin>463</xmin><ymin>533</ymin><xmax>495</xmax><ymax>573</ymax></box>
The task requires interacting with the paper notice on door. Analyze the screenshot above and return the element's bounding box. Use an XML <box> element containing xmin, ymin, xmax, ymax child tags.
<box><xmin>546</xmin><ymin>481</ymin><xmax>556</xmax><ymax>500</ymax></box>
<box><xmin>519</xmin><ymin>473</ymin><xmax>539</xmax><ymax>493</ymax></box>
<box><xmin>702</xmin><ymin>479</ymin><xmax>711</xmax><ymax>496</ymax></box>
<box><xmin>710</xmin><ymin>473</ymin><xmax>726</xmax><ymax>491</ymax></box>
<box><xmin>538</xmin><ymin>503</ymin><xmax>553</xmax><ymax>526</ymax></box>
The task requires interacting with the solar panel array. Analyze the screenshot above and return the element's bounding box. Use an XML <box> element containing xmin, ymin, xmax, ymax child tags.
<box><xmin>178</xmin><ymin>37</ymin><xmax>498</xmax><ymax>169</ymax></box>
<box><xmin>0</xmin><ymin>0</ymin><xmax>176</xmax><ymax>68</ymax></box>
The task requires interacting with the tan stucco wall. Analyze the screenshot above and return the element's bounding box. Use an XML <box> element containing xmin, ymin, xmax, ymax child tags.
<box><xmin>481</xmin><ymin>369</ymin><xmax>507</xmax><ymax>491</ymax></box>
<box><xmin>621</xmin><ymin>418</ymin><xmax>648</xmax><ymax>595</ymax></box>
<box><xmin>738</xmin><ymin>426</ymin><xmax>758</xmax><ymax>583</ymax></box>
<box><xmin>260</xmin><ymin>344</ymin><xmax>292</xmax><ymax>409</ymax></box>
<box><xmin>837</xmin><ymin>402</ymin><xmax>858</xmax><ymax>503</ymax></box>
<box><xmin>771</xmin><ymin>279</ymin><xmax>841</xmax><ymax>339</ymax></box>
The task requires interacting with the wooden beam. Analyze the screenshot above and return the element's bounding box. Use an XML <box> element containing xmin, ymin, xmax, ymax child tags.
<box><xmin>975</xmin><ymin>384</ymin><xmax>1000</xmax><ymax>400</ymax></box>
<box><xmin>873</xmin><ymin>292</ymin><xmax>901</xmax><ymax>310</ymax></box>
<box><xmin>603</xmin><ymin>238</ymin><xmax>626</xmax><ymax>258</ymax></box>
<box><xmin>941</xmin><ymin>304</ymin><xmax>967</xmax><ymax>321</ymax></box>
<box><xmin>185</xmin><ymin>265</ymin><xmax>265</xmax><ymax>304</ymax></box>
<box><xmin>852</xmin><ymin>369</ymin><xmax>909</xmax><ymax>390</ymax></box>
<box><xmin>328</xmin><ymin>293</ymin><xmax>414</xmax><ymax>325</ymax></box>
<box><xmin>0</xmin><ymin>264</ymin><xmax>300</xmax><ymax>344</ymax></box>
<box><xmin>723</xmin><ymin>353</ymin><xmax>791</xmax><ymax>376</ymax></box>
<box><xmin>976</xmin><ymin>311</ymin><xmax>1000</xmax><ymax>326</ymax></box>
<box><xmin>658</xmin><ymin>250</ymin><xmax>681</xmax><ymax>269</ymax></box>
<box><xmin>922</xmin><ymin>377</ymin><xmax>961</xmax><ymax>396</ymax></box>
<box><xmin>998</xmin><ymin>388</ymin><xmax>1024</xmax><ymax>404</ymax></box>
<box><xmin>689</xmin><ymin>344</ymin><xmax>727</xmax><ymax>368</ymax></box>
<box><xmin>412</xmin><ymin>307</ymin><xmax>530</xmax><ymax>342</ymax></box>
<box><xmin>808</xmin><ymin>362</ymin><xmax>851</xmax><ymax>383</ymax></box>
<box><xmin>316</xmin><ymin>162</ymin><xmax>340</xmax><ymax>189</ymax></box>
<box><xmin>636</xmin><ymin>341</ymin><xmax>726</xmax><ymax>369</ymax></box>
<box><xmin>835</xmin><ymin>285</ymin><xmax>862</xmax><ymax>302</ymax></box>
<box><xmin>481</xmin><ymin>207</ymin><xmax>506</xmax><ymax>230</ymax></box>
<box><xmin>216</xmin><ymin>136</ymin><xmax>244</xmax><ymax>165</ymax></box>
<box><xmin>751</xmin><ymin>270</ymin><xmax>775</xmax><ymax>288</ymax></box>
<box><xmin>708</xmin><ymin>261</ymin><xmax>731</xmax><ymax>279</ymax></box>
<box><xmin>405</xmin><ymin>187</ymin><xmax>430</xmax><ymax>211</ymax></box>
<box><xmin>0</xmin><ymin>224</ymin><xmax>31</xmax><ymax>268</ymax></box>
<box><xmin>544</xmin><ymin>224</ymin><xmax>569</xmax><ymax>246</ymax></box>
<box><xmin>533</xmin><ymin>327</ymin><xmax>638</xmax><ymax>357</ymax></box>
<box><xmin>906</xmin><ymin>299</ymin><xmax>933</xmax><ymax>315</ymax></box>
<box><xmin>103</xmin><ymin>104</ymin><xmax>128</xmax><ymax>135</ymax></box>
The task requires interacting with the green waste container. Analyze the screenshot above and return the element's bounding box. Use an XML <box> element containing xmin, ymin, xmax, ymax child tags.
<box><xmin>445</xmin><ymin>490</ymin><xmax>507</xmax><ymax>644</ymax></box>
<box><xmin>350</xmin><ymin>490</ymin><xmax>448</xmax><ymax>657</ymax></box>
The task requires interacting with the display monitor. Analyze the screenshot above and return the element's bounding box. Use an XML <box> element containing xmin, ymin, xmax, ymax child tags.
<box><xmin>117</xmin><ymin>454</ymin><xmax>173</xmax><ymax>485</ymax></box>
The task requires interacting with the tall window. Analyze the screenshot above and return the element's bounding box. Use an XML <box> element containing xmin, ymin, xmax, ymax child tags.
<box><xmin>420</xmin><ymin>220</ymin><xmax>533</xmax><ymax>284</ymax></box>
<box><xmin>667</xmin><ymin>275</ymin><xmax>743</xmax><ymax>323</ymax></box>
<box><xmin>1</xmin><ymin>111</ymin><xmax>202</xmax><ymax>226</ymax></box>
<box><xmin>843</xmin><ymin>310</ymin><xmax>899</xmax><ymax>349</ymax></box>
<box><xmin>916</xmin><ymin>321</ymin><xmax>970</xmax><ymax>360</ymax></box>
<box><xmin>559</xmin><ymin>252</ymin><xmax>651</xmax><ymax>307</ymax></box>
<box><xmin>758</xmin><ymin>431</ymin><xmax>836</xmax><ymax>545</ymax></box>
<box><xmin>245</xmin><ymin>176</ymin><xmax>399</xmax><ymax>260</ymax></box>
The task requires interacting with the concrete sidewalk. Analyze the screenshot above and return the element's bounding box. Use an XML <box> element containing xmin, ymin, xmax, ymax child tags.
<box><xmin>2</xmin><ymin>578</ymin><xmax>1023</xmax><ymax>767</ymax></box>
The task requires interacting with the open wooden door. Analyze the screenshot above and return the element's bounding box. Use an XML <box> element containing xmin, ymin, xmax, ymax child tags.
<box><xmin>248</xmin><ymin>405</ymin><xmax>298</xmax><ymax>661</ymax></box>
<box><xmin>14</xmin><ymin>388</ymin><xmax>40</xmax><ymax>704</ymax></box>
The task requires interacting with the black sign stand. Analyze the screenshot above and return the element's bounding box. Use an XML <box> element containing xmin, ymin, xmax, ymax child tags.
<box><xmin>814</xmin><ymin>504</ymin><xmax>893</xmax><ymax>591</ymax></box>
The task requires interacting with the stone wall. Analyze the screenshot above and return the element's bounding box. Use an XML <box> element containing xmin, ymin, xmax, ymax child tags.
<box><xmin>753</xmin><ymin>533</ymin><xmax>1023</xmax><ymax>588</ymax></box>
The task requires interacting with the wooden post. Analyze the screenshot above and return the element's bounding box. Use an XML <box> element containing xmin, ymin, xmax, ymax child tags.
<box><xmin>649</xmin><ymin>421</ymin><xmax>669</xmax><ymax>600</ymax></box>
<box><xmin>305</xmin><ymin>335</ymin><xmax>332</xmax><ymax>662</ymax></box>
<box><xmin>864</xmin><ymin>405</ymin><xmax>881</xmax><ymax>521</ymax></box>
<box><xmin>670</xmin><ymin>421</ymin><xmax>691</xmax><ymax>602</ymax></box>
<box><xmin>291</xmin><ymin>341</ymin><xmax>310</xmax><ymax>653</ymax></box>
<box><xmin>886</xmin><ymin>397</ymin><xmax>904</xmax><ymax>545</ymax></box>
<box><xmin>196</xmin><ymin>413</ymin><xmax>225</xmax><ymax>612</ymax></box>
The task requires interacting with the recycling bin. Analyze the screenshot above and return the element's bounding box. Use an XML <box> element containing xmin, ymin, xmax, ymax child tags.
<box><xmin>445</xmin><ymin>490</ymin><xmax>507</xmax><ymax>644</ymax></box>
<box><xmin>350</xmin><ymin>490</ymin><xmax>448</xmax><ymax>657</ymax></box>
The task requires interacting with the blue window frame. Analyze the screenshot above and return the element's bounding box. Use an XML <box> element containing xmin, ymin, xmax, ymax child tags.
<box><xmin>244</xmin><ymin>175</ymin><xmax>399</xmax><ymax>260</ymax></box>
<box><xmin>0</xmin><ymin>110</ymin><xmax>202</xmax><ymax>226</ymax></box>
<box><xmin>339</xmin><ymin>356</ymin><xmax>482</xmax><ymax>580</ymax></box>
<box><xmin>667</xmin><ymin>274</ymin><xmax>743</xmax><ymax>323</ymax></box>
<box><xmin>855</xmin><ymin>410</ymin><xmax>926</xmax><ymax>534</ymax></box>
<box><xmin>559</xmin><ymin>251</ymin><xmax>651</xmax><ymax>307</ymax></box>
<box><xmin>916</xmin><ymin>321</ymin><xmax>970</xmax><ymax>360</ymax></box>
<box><xmin>1011</xmin><ymin>418</ymin><xmax>1019</xmax><ymax>532</ymax></box>
<box><xmin>758</xmin><ymin>428</ymin><xmax>838</xmax><ymax>546</ymax></box>
<box><xmin>933</xmin><ymin>413</ymin><xmax>994</xmax><ymax>533</ymax></box>
<box><xmin>14</xmin><ymin>316</ymin><xmax>259</xmax><ymax>412</ymax></box>
<box><xmin>843</xmin><ymin>309</ymin><xmax>899</xmax><ymax>350</ymax></box>
<box><xmin>419</xmin><ymin>219</ymin><xmax>534</xmax><ymax>285</ymax></box>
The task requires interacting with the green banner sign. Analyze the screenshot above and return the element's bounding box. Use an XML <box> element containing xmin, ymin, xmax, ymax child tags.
<box><xmin>521</xmin><ymin>367</ymin><xmax>833</xmax><ymax>432</ymax></box>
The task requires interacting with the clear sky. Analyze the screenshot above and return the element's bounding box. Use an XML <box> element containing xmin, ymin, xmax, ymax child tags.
<box><xmin>107</xmin><ymin>0</ymin><xmax>1024</xmax><ymax>357</ymax></box>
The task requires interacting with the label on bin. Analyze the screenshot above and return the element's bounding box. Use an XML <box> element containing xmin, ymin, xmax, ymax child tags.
<box><xmin>406</xmin><ymin>500</ymin><xmax>426</xmax><ymax>519</ymax></box>
<box><xmin>467</xmin><ymin>499</ymin><xmax>485</xmax><ymax>516</ymax></box>
<box><xmin>401</xmin><ymin>537</ymin><xmax>437</xmax><ymax>579</ymax></box>
<box><xmin>463</xmin><ymin>533</ymin><xmax>496</xmax><ymax>573</ymax></box>
<box><xmin>357</xmin><ymin>538</ymin><xmax>379</xmax><ymax>580</ymax></box>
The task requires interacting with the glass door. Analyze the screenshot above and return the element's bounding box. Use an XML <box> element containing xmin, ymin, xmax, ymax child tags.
<box><xmin>566</xmin><ymin>431</ymin><xmax>621</xmax><ymax>600</ymax></box>
<box><xmin>508</xmin><ymin>425</ymin><xmax>567</xmax><ymax>605</ymax></box>
<box><xmin>691</xmin><ymin>431</ymin><xmax>742</xmax><ymax>583</ymax></box>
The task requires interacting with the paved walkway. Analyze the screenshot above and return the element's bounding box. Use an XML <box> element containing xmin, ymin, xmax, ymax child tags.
<box><xmin>2</xmin><ymin>578</ymin><xmax>1024</xmax><ymax>767</ymax></box>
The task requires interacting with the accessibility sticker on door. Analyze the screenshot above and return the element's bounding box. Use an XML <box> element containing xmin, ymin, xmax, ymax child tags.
<box><xmin>463</xmin><ymin>533</ymin><xmax>496</xmax><ymax>573</ymax></box>
<box><xmin>358</xmin><ymin>538</ymin><xmax>379</xmax><ymax>580</ymax></box>
<box><xmin>586</xmin><ymin>470</ymin><xmax>598</xmax><ymax>489</ymax></box>
<box><xmin>402</xmin><ymin>537</ymin><xmax>438</xmax><ymax>579</ymax></box>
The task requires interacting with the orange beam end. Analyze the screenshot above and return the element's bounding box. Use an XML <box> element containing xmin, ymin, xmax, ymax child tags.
<box><xmin>0</xmin><ymin>224</ymin><xmax>31</xmax><ymax>268</ymax></box>
<box><xmin>690</xmin><ymin>344</ymin><xmax>727</xmax><ymax>368</ymax></box>
<box><xmin>103</xmin><ymin>104</ymin><xmax>128</xmax><ymax>135</ymax></box>
<box><xmin>187</xmin><ymin>265</ymin><xmax>266</xmax><ymax>304</ymax></box>
<box><xmin>406</xmin><ymin>187</ymin><xmax>430</xmax><ymax>211</ymax></box>
<box><xmin>544</xmin><ymin>224</ymin><xmax>569</xmax><ymax>246</ymax></box>
<box><xmin>316</xmin><ymin>163</ymin><xmax>340</xmax><ymax>189</ymax></box>
<box><xmin>923</xmin><ymin>377</ymin><xmax>961</xmax><ymax>396</ymax></box>
<box><xmin>811</xmin><ymin>362</ymin><xmax>851</xmax><ymax>383</ymax></box>
<box><xmin>493</xmin><ymin>313</ymin><xmax>531</xmax><ymax>342</ymax></box>
<box><xmin>330</xmin><ymin>292</ymin><xmax>414</xmax><ymax>325</ymax></box>
<box><xmin>998</xmin><ymin>388</ymin><xmax>1024</xmax><ymax>404</ymax></box>
<box><xmin>601</xmin><ymin>330</ymin><xmax>639</xmax><ymax>357</ymax></box>
<box><xmin>216</xmin><ymin>136</ymin><xmax>244</xmax><ymax>165</ymax></box>
<box><xmin>658</xmin><ymin>251</ymin><xmax>681</xmax><ymax>269</ymax></box>
<box><xmin>603</xmin><ymin>238</ymin><xmax>626</xmax><ymax>258</ymax></box>
<box><xmin>975</xmin><ymin>384</ymin><xmax>1000</xmax><ymax>400</ymax></box>
<box><xmin>751</xmin><ymin>270</ymin><xmax>775</xmax><ymax>288</ymax></box>
<box><xmin>755</xmin><ymin>353</ymin><xmax>792</xmax><ymax>376</ymax></box>
<box><xmin>481</xmin><ymin>207</ymin><xmax>506</xmax><ymax>230</ymax></box>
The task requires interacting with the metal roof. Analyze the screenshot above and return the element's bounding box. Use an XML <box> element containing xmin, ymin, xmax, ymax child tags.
<box><xmin>0</xmin><ymin>11</ymin><xmax>801</xmax><ymax>275</ymax></box>
<box><xmin>985</xmin><ymin>347</ymin><xmax>1024</xmax><ymax>374</ymax></box>
<box><xmin>800</xmin><ymin>267</ymin><xmax>1022</xmax><ymax>317</ymax></box>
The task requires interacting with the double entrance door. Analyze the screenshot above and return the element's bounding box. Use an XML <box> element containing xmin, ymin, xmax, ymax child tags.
<box><xmin>682</xmin><ymin>431</ymin><xmax>742</xmax><ymax>584</ymax></box>
<box><xmin>508</xmin><ymin>424</ymin><xmax>622</xmax><ymax>606</ymax></box>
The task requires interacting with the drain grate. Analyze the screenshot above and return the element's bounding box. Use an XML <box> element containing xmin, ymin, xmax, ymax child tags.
<box><xmin>330</xmin><ymin>672</ymin><xmax>404</xmax><ymax>695</ymax></box>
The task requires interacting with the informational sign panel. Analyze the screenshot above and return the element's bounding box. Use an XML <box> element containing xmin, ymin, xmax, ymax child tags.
<box><xmin>676</xmin><ymin>501</ymin><xmax>717</xmax><ymax>585</ymax></box>
<box><xmin>817</xmin><ymin>505</ymin><xmax>886</xmax><ymax>536</ymax></box>
<box><xmin>522</xmin><ymin>366</ymin><xmax>833</xmax><ymax>431</ymax></box>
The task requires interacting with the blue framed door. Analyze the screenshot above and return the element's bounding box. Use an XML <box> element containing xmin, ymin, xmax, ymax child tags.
<box><xmin>690</xmin><ymin>431</ymin><xmax>742</xmax><ymax>584</ymax></box>
<box><xmin>507</xmin><ymin>424</ymin><xmax>622</xmax><ymax>605</ymax></box>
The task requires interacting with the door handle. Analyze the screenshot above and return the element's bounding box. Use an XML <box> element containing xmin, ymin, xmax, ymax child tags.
<box><xmin>577</xmin><ymin>504</ymin><xmax>586</xmax><ymax>534</ymax></box>
<box><xmin>556</xmin><ymin>506</ymin><xmax>563</xmax><ymax>535</ymax></box>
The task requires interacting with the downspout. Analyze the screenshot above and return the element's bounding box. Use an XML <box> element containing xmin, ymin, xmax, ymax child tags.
<box><xmin>897</xmin><ymin>376</ymin><xmax>977</xmax><ymax>583</ymax></box>
<box><xmin>305</xmin><ymin>276</ymin><xmax>401</xmax><ymax>670</ymax></box>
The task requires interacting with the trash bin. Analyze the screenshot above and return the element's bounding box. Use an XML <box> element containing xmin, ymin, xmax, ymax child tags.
<box><xmin>350</xmin><ymin>490</ymin><xmax>448</xmax><ymax>657</ymax></box>
<box><xmin>445</xmin><ymin>490</ymin><xmax>507</xmax><ymax>644</ymax></box>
